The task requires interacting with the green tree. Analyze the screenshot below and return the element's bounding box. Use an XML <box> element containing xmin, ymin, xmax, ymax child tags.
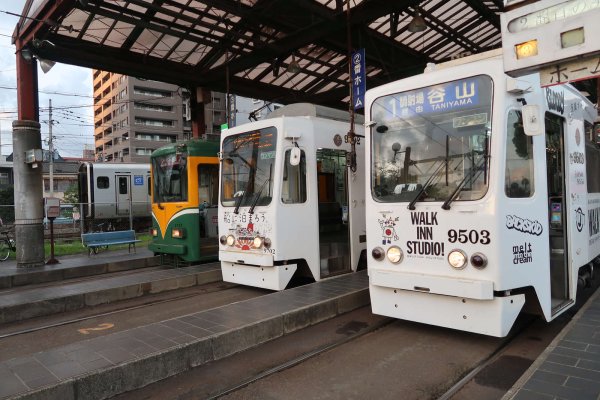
<box><xmin>0</xmin><ymin>185</ymin><xmax>14</xmax><ymax>224</ymax></box>
<box><xmin>62</xmin><ymin>184</ymin><xmax>79</xmax><ymax>205</ymax></box>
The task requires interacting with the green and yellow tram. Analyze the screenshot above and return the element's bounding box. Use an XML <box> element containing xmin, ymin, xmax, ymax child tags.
<box><xmin>149</xmin><ymin>140</ymin><xmax>220</xmax><ymax>264</ymax></box>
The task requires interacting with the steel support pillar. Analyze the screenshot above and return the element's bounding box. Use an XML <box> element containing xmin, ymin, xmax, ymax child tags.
<box><xmin>12</xmin><ymin>120</ymin><xmax>44</xmax><ymax>267</ymax></box>
<box><xmin>16</xmin><ymin>52</ymin><xmax>38</xmax><ymax>121</ymax></box>
<box><xmin>191</xmin><ymin>87</ymin><xmax>209</xmax><ymax>139</ymax></box>
<box><xmin>14</xmin><ymin>51</ymin><xmax>43</xmax><ymax>267</ymax></box>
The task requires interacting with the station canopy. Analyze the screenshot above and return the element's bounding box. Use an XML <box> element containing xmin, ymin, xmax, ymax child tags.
<box><xmin>13</xmin><ymin>0</ymin><xmax>504</xmax><ymax>108</ymax></box>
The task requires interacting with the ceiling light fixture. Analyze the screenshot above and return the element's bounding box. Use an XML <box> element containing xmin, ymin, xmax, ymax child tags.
<box><xmin>286</xmin><ymin>54</ymin><xmax>301</xmax><ymax>74</ymax></box>
<box><xmin>20</xmin><ymin>47</ymin><xmax>33</xmax><ymax>62</ymax></box>
<box><xmin>407</xmin><ymin>7</ymin><xmax>427</xmax><ymax>33</ymax></box>
<box><xmin>39</xmin><ymin>58</ymin><xmax>56</xmax><ymax>73</ymax></box>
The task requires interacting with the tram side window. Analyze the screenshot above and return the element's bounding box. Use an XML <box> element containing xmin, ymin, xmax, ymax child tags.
<box><xmin>198</xmin><ymin>165</ymin><xmax>219</xmax><ymax>206</ymax></box>
<box><xmin>118</xmin><ymin>177</ymin><xmax>128</xmax><ymax>194</ymax></box>
<box><xmin>505</xmin><ymin>110</ymin><xmax>534</xmax><ymax>198</ymax></box>
<box><xmin>97</xmin><ymin>176</ymin><xmax>109</xmax><ymax>189</ymax></box>
<box><xmin>281</xmin><ymin>149</ymin><xmax>307</xmax><ymax>204</ymax></box>
<box><xmin>586</xmin><ymin>141</ymin><xmax>600</xmax><ymax>193</ymax></box>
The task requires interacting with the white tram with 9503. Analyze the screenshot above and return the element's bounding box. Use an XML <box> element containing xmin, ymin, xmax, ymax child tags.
<box><xmin>365</xmin><ymin>50</ymin><xmax>600</xmax><ymax>337</ymax></box>
<box><xmin>218</xmin><ymin>103</ymin><xmax>366</xmax><ymax>290</ymax></box>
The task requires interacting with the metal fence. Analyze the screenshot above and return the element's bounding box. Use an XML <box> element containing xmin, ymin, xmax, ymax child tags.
<box><xmin>0</xmin><ymin>201</ymin><xmax>152</xmax><ymax>246</ymax></box>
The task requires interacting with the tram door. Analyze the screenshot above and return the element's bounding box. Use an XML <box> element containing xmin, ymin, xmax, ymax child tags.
<box><xmin>316</xmin><ymin>149</ymin><xmax>351</xmax><ymax>278</ymax></box>
<box><xmin>545</xmin><ymin>113</ymin><xmax>570</xmax><ymax>312</ymax></box>
<box><xmin>116</xmin><ymin>175</ymin><xmax>131</xmax><ymax>216</ymax></box>
<box><xmin>198</xmin><ymin>164</ymin><xmax>219</xmax><ymax>239</ymax></box>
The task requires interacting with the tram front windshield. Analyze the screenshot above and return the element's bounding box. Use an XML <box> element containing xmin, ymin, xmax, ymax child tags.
<box><xmin>221</xmin><ymin>127</ymin><xmax>277</xmax><ymax>208</ymax></box>
<box><xmin>371</xmin><ymin>75</ymin><xmax>493</xmax><ymax>204</ymax></box>
<box><xmin>152</xmin><ymin>152</ymin><xmax>188</xmax><ymax>203</ymax></box>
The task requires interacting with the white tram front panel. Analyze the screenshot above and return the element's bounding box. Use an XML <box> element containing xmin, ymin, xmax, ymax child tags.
<box><xmin>218</xmin><ymin>112</ymin><xmax>365</xmax><ymax>290</ymax></box>
<box><xmin>365</xmin><ymin>53</ymin><xmax>598</xmax><ymax>337</ymax></box>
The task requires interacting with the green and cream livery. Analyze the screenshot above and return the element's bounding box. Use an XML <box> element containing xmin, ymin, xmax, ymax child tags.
<box><xmin>149</xmin><ymin>140</ymin><xmax>220</xmax><ymax>263</ymax></box>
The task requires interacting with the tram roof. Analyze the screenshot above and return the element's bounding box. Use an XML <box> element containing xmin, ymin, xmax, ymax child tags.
<box><xmin>13</xmin><ymin>0</ymin><xmax>505</xmax><ymax>109</ymax></box>
<box><xmin>151</xmin><ymin>139</ymin><xmax>220</xmax><ymax>158</ymax></box>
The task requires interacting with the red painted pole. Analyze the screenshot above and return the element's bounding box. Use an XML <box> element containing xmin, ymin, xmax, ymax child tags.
<box><xmin>15</xmin><ymin>49</ymin><xmax>39</xmax><ymax>121</ymax></box>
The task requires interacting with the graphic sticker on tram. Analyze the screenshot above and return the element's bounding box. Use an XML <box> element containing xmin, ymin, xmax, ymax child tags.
<box><xmin>505</xmin><ymin>215</ymin><xmax>543</xmax><ymax>236</ymax></box>
<box><xmin>406</xmin><ymin>211</ymin><xmax>445</xmax><ymax>259</ymax></box>
<box><xmin>378</xmin><ymin>214</ymin><xmax>399</xmax><ymax>244</ymax></box>
<box><xmin>575</xmin><ymin>207</ymin><xmax>585</xmax><ymax>233</ymax></box>
<box><xmin>512</xmin><ymin>242</ymin><xmax>532</xmax><ymax>265</ymax></box>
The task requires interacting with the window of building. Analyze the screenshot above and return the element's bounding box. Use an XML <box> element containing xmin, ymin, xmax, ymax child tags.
<box><xmin>134</xmin><ymin>118</ymin><xmax>174</xmax><ymax>127</ymax></box>
<box><xmin>134</xmin><ymin>102</ymin><xmax>173</xmax><ymax>112</ymax></box>
<box><xmin>133</xmin><ymin>87</ymin><xmax>172</xmax><ymax>98</ymax></box>
<box><xmin>0</xmin><ymin>172</ymin><xmax>9</xmax><ymax>185</ymax></box>
<box><xmin>135</xmin><ymin>148</ymin><xmax>153</xmax><ymax>155</ymax></box>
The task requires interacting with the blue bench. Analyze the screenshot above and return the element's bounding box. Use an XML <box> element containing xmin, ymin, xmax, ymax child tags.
<box><xmin>81</xmin><ymin>230</ymin><xmax>140</xmax><ymax>256</ymax></box>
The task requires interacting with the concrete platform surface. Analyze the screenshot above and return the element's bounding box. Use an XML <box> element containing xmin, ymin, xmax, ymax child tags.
<box><xmin>0</xmin><ymin>248</ymin><xmax>159</xmax><ymax>289</ymax></box>
<box><xmin>0</xmin><ymin>270</ymin><xmax>369</xmax><ymax>400</ymax></box>
<box><xmin>504</xmin><ymin>287</ymin><xmax>600</xmax><ymax>400</ymax></box>
<box><xmin>0</xmin><ymin>263</ymin><xmax>221</xmax><ymax>324</ymax></box>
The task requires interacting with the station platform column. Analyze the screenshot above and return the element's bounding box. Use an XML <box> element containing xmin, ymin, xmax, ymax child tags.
<box><xmin>12</xmin><ymin>120</ymin><xmax>44</xmax><ymax>268</ymax></box>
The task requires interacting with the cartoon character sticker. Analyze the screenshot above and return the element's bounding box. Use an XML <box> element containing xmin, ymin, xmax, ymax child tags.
<box><xmin>229</xmin><ymin>214</ymin><xmax>272</xmax><ymax>253</ymax></box>
<box><xmin>378</xmin><ymin>215</ymin><xmax>399</xmax><ymax>244</ymax></box>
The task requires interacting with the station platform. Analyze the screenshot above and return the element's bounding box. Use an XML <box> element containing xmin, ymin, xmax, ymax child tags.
<box><xmin>0</xmin><ymin>248</ymin><xmax>159</xmax><ymax>289</ymax></box>
<box><xmin>0</xmin><ymin>249</ymin><xmax>221</xmax><ymax>324</ymax></box>
<box><xmin>0</xmin><ymin>270</ymin><xmax>369</xmax><ymax>399</ymax></box>
<box><xmin>504</xmin><ymin>288</ymin><xmax>600</xmax><ymax>400</ymax></box>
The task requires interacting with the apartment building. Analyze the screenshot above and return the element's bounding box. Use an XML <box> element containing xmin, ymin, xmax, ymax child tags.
<box><xmin>92</xmin><ymin>70</ymin><xmax>227</xmax><ymax>163</ymax></box>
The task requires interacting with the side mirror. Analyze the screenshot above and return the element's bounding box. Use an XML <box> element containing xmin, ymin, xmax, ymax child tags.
<box><xmin>290</xmin><ymin>147</ymin><xmax>301</xmax><ymax>166</ymax></box>
<box><xmin>522</xmin><ymin>105</ymin><xmax>542</xmax><ymax>136</ymax></box>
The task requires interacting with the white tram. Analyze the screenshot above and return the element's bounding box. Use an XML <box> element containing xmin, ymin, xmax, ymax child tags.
<box><xmin>365</xmin><ymin>50</ymin><xmax>600</xmax><ymax>336</ymax></box>
<box><xmin>218</xmin><ymin>104</ymin><xmax>365</xmax><ymax>290</ymax></box>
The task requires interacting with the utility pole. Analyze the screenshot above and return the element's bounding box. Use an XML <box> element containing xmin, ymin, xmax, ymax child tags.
<box><xmin>48</xmin><ymin>99</ymin><xmax>54</xmax><ymax>196</ymax></box>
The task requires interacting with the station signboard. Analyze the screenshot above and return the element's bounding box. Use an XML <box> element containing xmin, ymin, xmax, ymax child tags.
<box><xmin>501</xmin><ymin>0</ymin><xmax>600</xmax><ymax>78</ymax></box>
<box><xmin>539</xmin><ymin>54</ymin><xmax>600</xmax><ymax>87</ymax></box>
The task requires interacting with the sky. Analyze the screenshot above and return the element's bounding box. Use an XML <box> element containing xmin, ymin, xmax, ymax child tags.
<box><xmin>0</xmin><ymin>1</ymin><xmax>94</xmax><ymax>158</ymax></box>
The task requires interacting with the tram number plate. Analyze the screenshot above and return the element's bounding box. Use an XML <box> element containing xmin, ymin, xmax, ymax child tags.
<box><xmin>448</xmin><ymin>229</ymin><xmax>490</xmax><ymax>245</ymax></box>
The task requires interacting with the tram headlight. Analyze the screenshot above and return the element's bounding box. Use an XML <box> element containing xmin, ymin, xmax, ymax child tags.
<box><xmin>386</xmin><ymin>246</ymin><xmax>404</xmax><ymax>264</ymax></box>
<box><xmin>470</xmin><ymin>252</ymin><xmax>488</xmax><ymax>269</ymax></box>
<box><xmin>253</xmin><ymin>236</ymin><xmax>263</xmax><ymax>249</ymax></box>
<box><xmin>448</xmin><ymin>249</ymin><xmax>468</xmax><ymax>269</ymax></box>
<box><xmin>371</xmin><ymin>247</ymin><xmax>385</xmax><ymax>261</ymax></box>
<box><xmin>172</xmin><ymin>228</ymin><xmax>185</xmax><ymax>239</ymax></box>
<box><xmin>151</xmin><ymin>228</ymin><xmax>158</xmax><ymax>237</ymax></box>
<box><xmin>219</xmin><ymin>235</ymin><xmax>227</xmax><ymax>245</ymax></box>
<box><xmin>263</xmin><ymin>237</ymin><xmax>272</xmax><ymax>248</ymax></box>
<box><xmin>226</xmin><ymin>234</ymin><xmax>235</xmax><ymax>247</ymax></box>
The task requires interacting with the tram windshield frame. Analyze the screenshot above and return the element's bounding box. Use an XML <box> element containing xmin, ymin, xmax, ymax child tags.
<box><xmin>220</xmin><ymin>127</ymin><xmax>277</xmax><ymax>208</ymax></box>
<box><xmin>370</xmin><ymin>75</ymin><xmax>493</xmax><ymax>204</ymax></box>
<box><xmin>152</xmin><ymin>151</ymin><xmax>188</xmax><ymax>203</ymax></box>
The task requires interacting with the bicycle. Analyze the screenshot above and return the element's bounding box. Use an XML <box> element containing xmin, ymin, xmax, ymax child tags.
<box><xmin>0</xmin><ymin>230</ymin><xmax>16</xmax><ymax>261</ymax></box>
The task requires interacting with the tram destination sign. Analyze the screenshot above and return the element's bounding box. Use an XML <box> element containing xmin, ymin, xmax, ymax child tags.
<box><xmin>500</xmin><ymin>0</ymin><xmax>600</xmax><ymax>77</ymax></box>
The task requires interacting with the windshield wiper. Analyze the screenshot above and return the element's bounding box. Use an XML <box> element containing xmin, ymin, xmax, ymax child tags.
<box><xmin>233</xmin><ymin>189</ymin><xmax>247</xmax><ymax>215</ymax></box>
<box><xmin>249</xmin><ymin>165</ymin><xmax>273</xmax><ymax>214</ymax></box>
<box><xmin>249</xmin><ymin>178</ymin><xmax>271</xmax><ymax>214</ymax></box>
<box><xmin>234</xmin><ymin>176</ymin><xmax>254</xmax><ymax>214</ymax></box>
<box><xmin>441</xmin><ymin>152</ymin><xmax>489</xmax><ymax>210</ymax></box>
<box><xmin>407</xmin><ymin>159</ymin><xmax>448</xmax><ymax>210</ymax></box>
